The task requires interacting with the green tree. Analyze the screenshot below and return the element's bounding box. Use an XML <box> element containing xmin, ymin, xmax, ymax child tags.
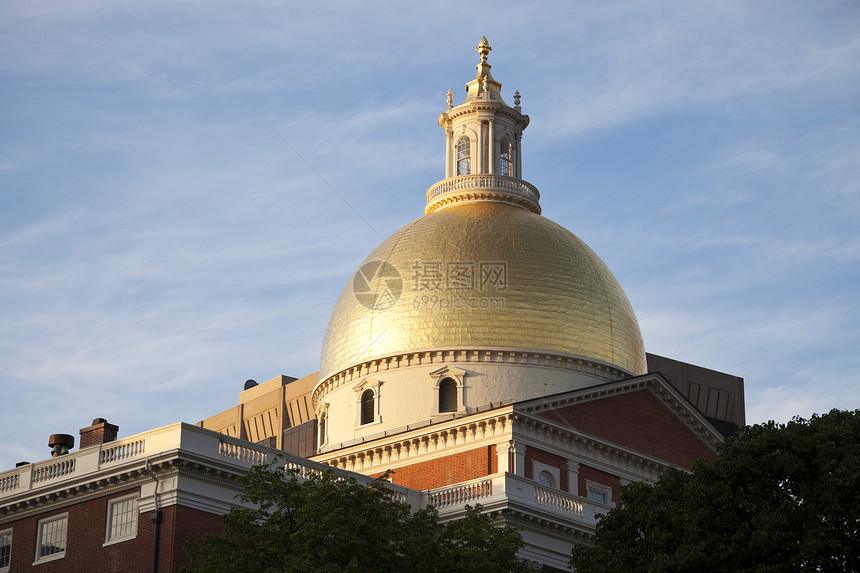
<box><xmin>570</xmin><ymin>409</ymin><xmax>860</xmax><ymax>572</ymax></box>
<box><xmin>182</xmin><ymin>457</ymin><xmax>532</xmax><ymax>572</ymax></box>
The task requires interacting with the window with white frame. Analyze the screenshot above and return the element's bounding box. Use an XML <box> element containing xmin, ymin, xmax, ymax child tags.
<box><xmin>430</xmin><ymin>367</ymin><xmax>466</xmax><ymax>414</ymax></box>
<box><xmin>318</xmin><ymin>404</ymin><xmax>329</xmax><ymax>448</ymax></box>
<box><xmin>0</xmin><ymin>528</ymin><xmax>11</xmax><ymax>572</ymax></box>
<box><xmin>34</xmin><ymin>513</ymin><xmax>67</xmax><ymax>564</ymax></box>
<box><xmin>105</xmin><ymin>494</ymin><xmax>139</xmax><ymax>545</ymax></box>
<box><xmin>498</xmin><ymin>135</ymin><xmax>513</xmax><ymax>176</ymax></box>
<box><xmin>353</xmin><ymin>378</ymin><xmax>382</xmax><ymax>427</ymax></box>
<box><xmin>456</xmin><ymin>136</ymin><xmax>471</xmax><ymax>175</ymax></box>
<box><xmin>537</xmin><ymin>471</ymin><xmax>555</xmax><ymax>488</ymax></box>
<box><xmin>532</xmin><ymin>460</ymin><xmax>560</xmax><ymax>490</ymax></box>
<box><xmin>586</xmin><ymin>481</ymin><xmax>611</xmax><ymax>505</ymax></box>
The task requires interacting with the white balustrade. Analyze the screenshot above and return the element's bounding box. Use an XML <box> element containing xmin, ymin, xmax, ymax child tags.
<box><xmin>0</xmin><ymin>425</ymin><xmax>602</xmax><ymax>531</ymax></box>
<box><xmin>425</xmin><ymin>174</ymin><xmax>540</xmax><ymax>205</ymax></box>
<box><xmin>101</xmin><ymin>439</ymin><xmax>145</xmax><ymax>464</ymax></box>
<box><xmin>217</xmin><ymin>439</ymin><xmax>270</xmax><ymax>466</ymax></box>
<box><xmin>0</xmin><ymin>472</ymin><xmax>19</xmax><ymax>493</ymax></box>
<box><xmin>32</xmin><ymin>457</ymin><xmax>75</xmax><ymax>484</ymax></box>
<box><xmin>533</xmin><ymin>484</ymin><xmax>583</xmax><ymax>516</ymax></box>
<box><xmin>428</xmin><ymin>478</ymin><xmax>493</xmax><ymax>508</ymax></box>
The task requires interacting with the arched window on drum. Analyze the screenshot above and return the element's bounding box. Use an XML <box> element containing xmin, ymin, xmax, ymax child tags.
<box><xmin>498</xmin><ymin>135</ymin><xmax>514</xmax><ymax>176</ymax></box>
<box><xmin>438</xmin><ymin>378</ymin><xmax>458</xmax><ymax>413</ymax></box>
<box><xmin>360</xmin><ymin>389</ymin><xmax>375</xmax><ymax>425</ymax></box>
<box><xmin>457</xmin><ymin>136</ymin><xmax>471</xmax><ymax>176</ymax></box>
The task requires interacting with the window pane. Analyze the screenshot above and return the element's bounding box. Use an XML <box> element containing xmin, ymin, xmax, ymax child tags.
<box><xmin>360</xmin><ymin>390</ymin><xmax>375</xmax><ymax>425</ymax></box>
<box><xmin>38</xmin><ymin>515</ymin><xmax>67</xmax><ymax>559</ymax></box>
<box><xmin>108</xmin><ymin>497</ymin><xmax>138</xmax><ymax>542</ymax></box>
<box><xmin>499</xmin><ymin>136</ymin><xmax>512</xmax><ymax>176</ymax></box>
<box><xmin>538</xmin><ymin>471</ymin><xmax>554</xmax><ymax>488</ymax></box>
<box><xmin>439</xmin><ymin>379</ymin><xmax>457</xmax><ymax>412</ymax></box>
<box><xmin>457</xmin><ymin>136</ymin><xmax>471</xmax><ymax>175</ymax></box>
<box><xmin>0</xmin><ymin>530</ymin><xmax>11</xmax><ymax>568</ymax></box>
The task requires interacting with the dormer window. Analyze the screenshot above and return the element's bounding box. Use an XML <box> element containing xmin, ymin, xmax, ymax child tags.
<box><xmin>457</xmin><ymin>136</ymin><xmax>471</xmax><ymax>175</ymax></box>
<box><xmin>499</xmin><ymin>135</ymin><xmax>513</xmax><ymax>176</ymax></box>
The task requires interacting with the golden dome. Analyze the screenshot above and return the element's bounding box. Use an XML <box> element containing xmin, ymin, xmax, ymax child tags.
<box><xmin>319</xmin><ymin>201</ymin><xmax>646</xmax><ymax>381</ymax></box>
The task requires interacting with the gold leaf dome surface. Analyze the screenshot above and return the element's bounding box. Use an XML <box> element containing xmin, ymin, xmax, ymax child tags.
<box><xmin>319</xmin><ymin>201</ymin><xmax>646</xmax><ymax>381</ymax></box>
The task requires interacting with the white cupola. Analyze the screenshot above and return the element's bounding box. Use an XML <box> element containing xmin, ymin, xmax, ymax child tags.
<box><xmin>430</xmin><ymin>37</ymin><xmax>537</xmax><ymax>214</ymax></box>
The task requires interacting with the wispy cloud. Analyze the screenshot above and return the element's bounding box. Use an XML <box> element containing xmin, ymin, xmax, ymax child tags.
<box><xmin>1</xmin><ymin>0</ymin><xmax>858</xmax><ymax>470</ymax></box>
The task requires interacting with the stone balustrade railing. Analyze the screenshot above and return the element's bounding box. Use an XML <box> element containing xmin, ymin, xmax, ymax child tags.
<box><xmin>1</xmin><ymin>424</ymin><xmax>603</xmax><ymax>528</ymax></box>
<box><xmin>428</xmin><ymin>476</ymin><xmax>493</xmax><ymax>508</ymax></box>
<box><xmin>425</xmin><ymin>174</ymin><xmax>541</xmax><ymax>213</ymax></box>
<box><xmin>0</xmin><ymin>423</ymin><xmax>422</xmax><ymax>509</ymax></box>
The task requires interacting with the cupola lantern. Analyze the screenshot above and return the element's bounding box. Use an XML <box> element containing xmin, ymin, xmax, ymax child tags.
<box><xmin>429</xmin><ymin>38</ymin><xmax>538</xmax><ymax>214</ymax></box>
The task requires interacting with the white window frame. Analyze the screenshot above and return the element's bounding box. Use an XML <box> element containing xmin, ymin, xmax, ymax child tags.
<box><xmin>429</xmin><ymin>366</ymin><xmax>466</xmax><ymax>415</ymax></box>
<box><xmin>585</xmin><ymin>480</ymin><xmax>612</xmax><ymax>506</ymax></box>
<box><xmin>34</xmin><ymin>513</ymin><xmax>67</xmax><ymax>565</ymax></box>
<box><xmin>318</xmin><ymin>403</ymin><xmax>329</xmax><ymax>448</ymax></box>
<box><xmin>353</xmin><ymin>378</ymin><xmax>383</xmax><ymax>427</ymax></box>
<box><xmin>537</xmin><ymin>471</ymin><xmax>554</xmax><ymax>488</ymax></box>
<box><xmin>498</xmin><ymin>134</ymin><xmax>514</xmax><ymax>176</ymax></box>
<box><xmin>104</xmin><ymin>494</ymin><xmax>139</xmax><ymax>546</ymax></box>
<box><xmin>456</xmin><ymin>135</ymin><xmax>471</xmax><ymax>175</ymax></box>
<box><xmin>532</xmin><ymin>460</ymin><xmax>561</xmax><ymax>490</ymax></box>
<box><xmin>0</xmin><ymin>528</ymin><xmax>11</xmax><ymax>573</ymax></box>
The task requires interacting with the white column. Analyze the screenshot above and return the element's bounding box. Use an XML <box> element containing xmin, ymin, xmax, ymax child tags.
<box><xmin>496</xmin><ymin>441</ymin><xmax>511</xmax><ymax>474</ymax></box>
<box><xmin>476</xmin><ymin>122</ymin><xmax>484</xmax><ymax>175</ymax></box>
<box><xmin>445</xmin><ymin>131</ymin><xmax>452</xmax><ymax>179</ymax></box>
<box><xmin>497</xmin><ymin>440</ymin><xmax>526</xmax><ymax>476</ymax></box>
<box><xmin>512</xmin><ymin>441</ymin><xmax>526</xmax><ymax>476</ymax></box>
<box><xmin>487</xmin><ymin>120</ymin><xmax>495</xmax><ymax>174</ymax></box>
<box><xmin>566</xmin><ymin>460</ymin><xmax>580</xmax><ymax>495</ymax></box>
<box><xmin>515</xmin><ymin>132</ymin><xmax>522</xmax><ymax>178</ymax></box>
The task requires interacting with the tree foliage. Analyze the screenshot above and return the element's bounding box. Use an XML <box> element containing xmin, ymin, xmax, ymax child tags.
<box><xmin>182</xmin><ymin>457</ymin><xmax>532</xmax><ymax>572</ymax></box>
<box><xmin>570</xmin><ymin>409</ymin><xmax>860</xmax><ymax>572</ymax></box>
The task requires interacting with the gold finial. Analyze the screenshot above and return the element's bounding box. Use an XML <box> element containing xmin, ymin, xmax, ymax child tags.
<box><xmin>476</xmin><ymin>36</ymin><xmax>492</xmax><ymax>65</ymax></box>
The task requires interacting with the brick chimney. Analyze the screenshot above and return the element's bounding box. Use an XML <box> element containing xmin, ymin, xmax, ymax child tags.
<box><xmin>79</xmin><ymin>418</ymin><xmax>119</xmax><ymax>448</ymax></box>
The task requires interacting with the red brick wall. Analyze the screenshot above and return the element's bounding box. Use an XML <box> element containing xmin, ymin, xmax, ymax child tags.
<box><xmin>524</xmin><ymin>447</ymin><xmax>569</xmax><ymax>492</ymax></box>
<box><xmin>538</xmin><ymin>389</ymin><xmax>716</xmax><ymax>469</ymax></box>
<box><xmin>0</xmin><ymin>489</ymin><xmax>224</xmax><ymax>572</ymax></box>
<box><xmin>161</xmin><ymin>505</ymin><xmax>223</xmax><ymax>571</ymax></box>
<box><xmin>579</xmin><ymin>464</ymin><xmax>620</xmax><ymax>505</ymax></box>
<box><xmin>373</xmin><ymin>445</ymin><xmax>497</xmax><ymax>490</ymax></box>
<box><xmin>79</xmin><ymin>426</ymin><xmax>118</xmax><ymax>449</ymax></box>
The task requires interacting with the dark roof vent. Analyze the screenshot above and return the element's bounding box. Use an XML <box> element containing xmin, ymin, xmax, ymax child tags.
<box><xmin>48</xmin><ymin>434</ymin><xmax>75</xmax><ymax>457</ymax></box>
<box><xmin>243</xmin><ymin>379</ymin><xmax>258</xmax><ymax>390</ymax></box>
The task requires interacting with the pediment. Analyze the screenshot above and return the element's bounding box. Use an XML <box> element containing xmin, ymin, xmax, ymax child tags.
<box><xmin>428</xmin><ymin>366</ymin><xmax>467</xmax><ymax>378</ymax></box>
<box><xmin>352</xmin><ymin>378</ymin><xmax>383</xmax><ymax>392</ymax></box>
<box><xmin>516</xmin><ymin>374</ymin><xmax>723</xmax><ymax>469</ymax></box>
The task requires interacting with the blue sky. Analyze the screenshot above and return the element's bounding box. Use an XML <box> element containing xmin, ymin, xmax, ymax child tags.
<box><xmin>1</xmin><ymin>1</ymin><xmax>858</xmax><ymax>470</ymax></box>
